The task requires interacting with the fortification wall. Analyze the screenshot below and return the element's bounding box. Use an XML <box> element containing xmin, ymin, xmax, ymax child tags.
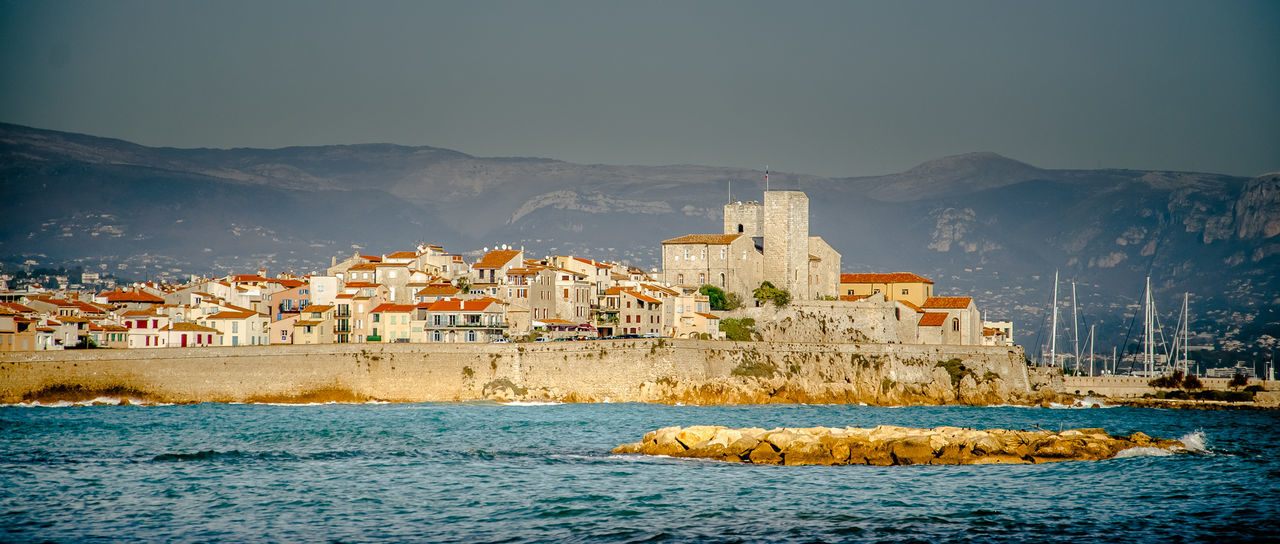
<box><xmin>0</xmin><ymin>340</ymin><xmax>1044</xmax><ymax>406</ymax></box>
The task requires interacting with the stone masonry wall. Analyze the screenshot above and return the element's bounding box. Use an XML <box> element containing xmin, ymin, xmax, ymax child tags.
<box><xmin>0</xmin><ymin>340</ymin><xmax>1043</xmax><ymax>406</ymax></box>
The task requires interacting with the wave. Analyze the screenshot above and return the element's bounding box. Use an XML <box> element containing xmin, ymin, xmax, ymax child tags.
<box><xmin>1114</xmin><ymin>447</ymin><xmax>1176</xmax><ymax>458</ymax></box>
<box><xmin>502</xmin><ymin>401</ymin><xmax>565</xmax><ymax>407</ymax></box>
<box><xmin>7</xmin><ymin>397</ymin><xmax>174</xmax><ymax>407</ymax></box>
<box><xmin>1178</xmin><ymin>430</ymin><xmax>1208</xmax><ymax>453</ymax></box>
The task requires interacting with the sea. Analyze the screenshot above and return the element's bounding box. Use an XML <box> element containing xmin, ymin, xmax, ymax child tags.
<box><xmin>2</xmin><ymin>400</ymin><xmax>1277</xmax><ymax>543</ymax></box>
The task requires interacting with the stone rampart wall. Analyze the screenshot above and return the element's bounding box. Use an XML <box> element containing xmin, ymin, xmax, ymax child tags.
<box><xmin>0</xmin><ymin>340</ymin><xmax>1038</xmax><ymax>405</ymax></box>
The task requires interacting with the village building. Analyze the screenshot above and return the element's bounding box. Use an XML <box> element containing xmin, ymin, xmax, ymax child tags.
<box><xmin>840</xmin><ymin>273</ymin><xmax>935</xmax><ymax>308</ymax></box>
<box><xmin>662</xmin><ymin>190</ymin><xmax>840</xmax><ymax>304</ymax></box>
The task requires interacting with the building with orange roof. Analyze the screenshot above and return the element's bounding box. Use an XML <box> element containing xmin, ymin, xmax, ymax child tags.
<box><xmin>840</xmin><ymin>273</ymin><xmax>935</xmax><ymax>307</ymax></box>
<box><xmin>419</xmin><ymin>298</ymin><xmax>508</xmax><ymax>343</ymax></box>
<box><xmin>921</xmin><ymin>296</ymin><xmax>981</xmax><ymax>345</ymax></box>
<box><xmin>617</xmin><ymin>290</ymin><xmax>663</xmax><ymax>336</ymax></box>
<box><xmin>292</xmin><ymin>305</ymin><xmax>336</xmax><ymax>345</ymax></box>
<box><xmin>472</xmin><ymin>249</ymin><xmax>524</xmax><ymax>285</ymax></box>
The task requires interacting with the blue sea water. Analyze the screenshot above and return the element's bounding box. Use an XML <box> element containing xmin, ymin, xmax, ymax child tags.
<box><xmin>2</xmin><ymin>402</ymin><xmax>1278</xmax><ymax>543</ymax></box>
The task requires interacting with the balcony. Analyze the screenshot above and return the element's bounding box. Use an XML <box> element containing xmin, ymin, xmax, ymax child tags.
<box><xmin>335</xmin><ymin>307</ymin><xmax>351</xmax><ymax>317</ymax></box>
<box><xmin>366</xmin><ymin>335</ymin><xmax>382</xmax><ymax>342</ymax></box>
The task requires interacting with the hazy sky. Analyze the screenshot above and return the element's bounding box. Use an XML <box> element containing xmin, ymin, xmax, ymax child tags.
<box><xmin>2</xmin><ymin>0</ymin><xmax>1277</xmax><ymax>177</ymax></box>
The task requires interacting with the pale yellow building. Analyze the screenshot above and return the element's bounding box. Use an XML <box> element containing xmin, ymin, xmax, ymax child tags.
<box><xmin>839</xmin><ymin>273</ymin><xmax>935</xmax><ymax>308</ymax></box>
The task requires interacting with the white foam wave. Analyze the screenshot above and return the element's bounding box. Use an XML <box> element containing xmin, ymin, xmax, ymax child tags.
<box><xmin>501</xmin><ymin>401</ymin><xmax>564</xmax><ymax>406</ymax></box>
<box><xmin>1115</xmin><ymin>447</ymin><xmax>1175</xmax><ymax>458</ymax></box>
<box><xmin>9</xmin><ymin>397</ymin><xmax>173</xmax><ymax>407</ymax></box>
<box><xmin>1178</xmin><ymin>430</ymin><xmax>1208</xmax><ymax>453</ymax></box>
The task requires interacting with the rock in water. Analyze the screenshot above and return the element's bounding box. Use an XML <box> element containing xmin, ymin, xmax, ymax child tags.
<box><xmin>610</xmin><ymin>425</ymin><xmax>1185</xmax><ymax>466</ymax></box>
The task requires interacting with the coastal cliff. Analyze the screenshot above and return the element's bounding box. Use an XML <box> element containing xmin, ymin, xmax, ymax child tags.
<box><xmin>0</xmin><ymin>340</ymin><xmax>1056</xmax><ymax>405</ymax></box>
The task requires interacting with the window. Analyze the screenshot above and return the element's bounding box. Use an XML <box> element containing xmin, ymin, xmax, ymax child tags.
<box><xmin>701</xmin><ymin>248</ymin><xmax>707</xmax><ymax>260</ymax></box>
<box><xmin>699</xmin><ymin>273</ymin><xmax>705</xmax><ymax>284</ymax></box>
<box><xmin>432</xmin><ymin>331</ymin><xmax>442</xmax><ymax>342</ymax></box>
<box><xmin>737</xmin><ymin>224</ymin><xmax>744</xmax><ymax>233</ymax></box>
<box><xmin>720</xmin><ymin>247</ymin><xmax>726</xmax><ymax>259</ymax></box>
<box><xmin>466</xmin><ymin>331</ymin><xmax>476</xmax><ymax>342</ymax></box>
<box><xmin>232</xmin><ymin>322</ymin><xmax>238</xmax><ymax>333</ymax></box>
<box><xmin>901</xmin><ymin>288</ymin><xmax>909</xmax><ymax>295</ymax></box>
<box><xmin>720</xmin><ymin>273</ymin><xmax>726</xmax><ymax>287</ymax></box>
<box><xmin>677</xmin><ymin>274</ymin><xmax>684</xmax><ymax>284</ymax></box>
<box><xmin>684</xmin><ymin>249</ymin><xmax>690</xmax><ymax>260</ymax></box>
<box><xmin>895</xmin><ymin>308</ymin><xmax>901</xmax><ymax>321</ymax></box>
<box><xmin>952</xmin><ymin>318</ymin><xmax>960</xmax><ymax>331</ymax></box>
<box><xmin>873</xmin><ymin>289</ymin><xmax>881</xmax><ymax>294</ymax></box>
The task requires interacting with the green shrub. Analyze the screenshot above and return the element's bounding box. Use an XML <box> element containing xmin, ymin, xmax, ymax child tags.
<box><xmin>752</xmin><ymin>281</ymin><xmax>791</xmax><ymax>308</ymax></box>
<box><xmin>720</xmin><ymin>318</ymin><xmax>757</xmax><ymax>342</ymax></box>
<box><xmin>936</xmin><ymin>358</ymin><xmax>972</xmax><ymax>388</ymax></box>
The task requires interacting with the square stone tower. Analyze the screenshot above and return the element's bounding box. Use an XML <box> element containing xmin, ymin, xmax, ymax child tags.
<box><xmin>723</xmin><ymin>201</ymin><xmax>764</xmax><ymax>236</ymax></box>
<box><xmin>763</xmin><ymin>191</ymin><xmax>810</xmax><ymax>299</ymax></box>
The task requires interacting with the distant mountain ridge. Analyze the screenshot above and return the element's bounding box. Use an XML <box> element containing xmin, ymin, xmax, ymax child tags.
<box><xmin>2</xmin><ymin>122</ymin><xmax>1277</xmax><ymax>364</ymax></box>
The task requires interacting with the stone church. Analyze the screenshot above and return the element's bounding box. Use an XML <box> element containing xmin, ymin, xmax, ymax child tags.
<box><xmin>661</xmin><ymin>190</ymin><xmax>841</xmax><ymax>302</ymax></box>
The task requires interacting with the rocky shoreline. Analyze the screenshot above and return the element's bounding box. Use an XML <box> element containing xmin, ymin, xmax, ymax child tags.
<box><xmin>612</xmin><ymin>425</ymin><xmax>1186</xmax><ymax>465</ymax></box>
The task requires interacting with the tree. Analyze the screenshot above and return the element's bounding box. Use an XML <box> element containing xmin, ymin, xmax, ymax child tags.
<box><xmin>723</xmin><ymin>292</ymin><xmax>743</xmax><ymax>311</ymax></box>
<box><xmin>752</xmin><ymin>281</ymin><xmax>791</xmax><ymax>308</ymax></box>
<box><xmin>699</xmin><ymin>285</ymin><xmax>727</xmax><ymax>310</ymax></box>
<box><xmin>1182</xmin><ymin>373</ymin><xmax>1203</xmax><ymax>391</ymax></box>
<box><xmin>1229</xmin><ymin>372</ymin><xmax>1249</xmax><ymax>389</ymax></box>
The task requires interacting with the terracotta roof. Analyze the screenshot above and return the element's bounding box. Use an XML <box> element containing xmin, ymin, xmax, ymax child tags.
<box><xmin>371</xmin><ymin>303</ymin><xmax>415</xmax><ymax>313</ymax></box>
<box><xmin>207</xmin><ymin>309</ymin><xmax>258</xmax><ymax>320</ymax></box>
<box><xmin>923</xmin><ymin>296</ymin><xmax>974</xmax><ymax>309</ymax></box>
<box><xmin>661</xmin><ymin>234</ymin><xmax>742</xmax><ymax>245</ymax></box>
<box><xmin>695</xmin><ymin>312</ymin><xmax>719</xmax><ymax>319</ymax></box>
<box><xmin>101</xmin><ymin>289</ymin><xmax>164</xmax><ymax>304</ymax></box>
<box><xmin>603</xmin><ymin>286</ymin><xmax>624</xmax><ymax>295</ymax></box>
<box><xmin>359</xmin><ymin>255</ymin><xmax>382</xmax><ymax>262</ymax></box>
<box><xmin>386</xmin><ymin>251</ymin><xmax>418</xmax><ymax>259</ymax></box>
<box><xmin>840</xmin><ymin>273</ymin><xmax>934</xmax><ymax>285</ymax></box>
<box><xmin>426</xmin><ymin>299</ymin><xmax>496</xmax><ymax>312</ymax></box>
<box><xmin>304</xmin><ymin>305</ymin><xmax>334</xmax><ymax>313</ymax></box>
<box><xmin>344</xmin><ymin>282</ymin><xmax>378</xmax><ymax>288</ymax></box>
<box><xmin>161</xmin><ymin>322</ymin><xmax>220</xmax><ymax>333</ymax></box>
<box><xmin>348</xmin><ymin>263</ymin><xmax>378</xmax><ymax>271</ymax></box>
<box><xmin>623</xmin><ymin>290</ymin><xmax>662</xmax><ymax>304</ymax></box>
<box><xmin>294</xmin><ymin>320</ymin><xmax>323</xmax><ymax>327</ymax></box>
<box><xmin>898</xmin><ymin>300</ymin><xmax>924</xmax><ymax>313</ymax></box>
<box><xmin>641</xmin><ymin>284</ymin><xmax>678</xmax><ymax>296</ymax></box>
<box><xmin>839</xmin><ymin>294</ymin><xmax>870</xmax><ymax>302</ymax></box>
<box><xmin>415</xmin><ymin>285</ymin><xmax>460</xmax><ymax>296</ymax></box>
<box><xmin>276</xmin><ymin>279</ymin><xmax>305</xmax><ymax>289</ymax></box>
<box><xmin>0</xmin><ymin>302</ymin><xmax>36</xmax><ymax>314</ymax></box>
<box><xmin>474</xmin><ymin>249</ymin><xmax>522</xmax><ymax>269</ymax></box>
<box><xmin>232</xmin><ymin>275</ymin><xmax>270</xmax><ymax>283</ymax></box>
<box><xmin>918</xmin><ymin>312</ymin><xmax>949</xmax><ymax>327</ymax></box>
<box><xmin>540</xmin><ymin>318</ymin><xmax>577</xmax><ymax>325</ymax></box>
<box><xmin>983</xmin><ymin>327</ymin><xmax>1005</xmax><ymax>336</ymax></box>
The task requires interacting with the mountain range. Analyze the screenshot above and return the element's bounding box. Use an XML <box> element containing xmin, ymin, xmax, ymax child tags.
<box><xmin>2</xmin><ymin>122</ymin><xmax>1277</xmax><ymax>366</ymax></box>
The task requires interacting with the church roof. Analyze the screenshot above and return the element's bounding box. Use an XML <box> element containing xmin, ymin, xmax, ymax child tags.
<box><xmin>661</xmin><ymin>234</ymin><xmax>742</xmax><ymax>245</ymax></box>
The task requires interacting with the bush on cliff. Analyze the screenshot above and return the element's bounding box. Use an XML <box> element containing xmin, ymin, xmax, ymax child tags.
<box><xmin>752</xmin><ymin>282</ymin><xmax>791</xmax><ymax>308</ymax></box>
<box><xmin>937</xmin><ymin>358</ymin><xmax>972</xmax><ymax>388</ymax></box>
<box><xmin>720</xmin><ymin>318</ymin><xmax>757</xmax><ymax>342</ymax></box>
<box><xmin>699</xmin><ymin>285</ymin><xmax>741</xmax><ymax>311</ymax></box>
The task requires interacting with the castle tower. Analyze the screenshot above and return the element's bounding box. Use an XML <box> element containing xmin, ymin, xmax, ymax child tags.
<box><xmin>763</xmin><ymin>191</ymin><xmax>810</xmax><ymax>299</ymax></box>
<box><xmin>723</xmin><ymin>201</ymin><xmax>764</xmax><ymax>236</ymax></box>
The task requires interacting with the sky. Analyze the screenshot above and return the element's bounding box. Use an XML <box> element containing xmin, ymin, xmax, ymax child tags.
<box><xmin>1</xmin><ymin>0</ymin><xmax>1277</xmax><ymax>178</ymax></box>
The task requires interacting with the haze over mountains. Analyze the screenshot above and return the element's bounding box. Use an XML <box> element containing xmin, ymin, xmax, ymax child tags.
<box><xmin>2</xmin><ymin>122</ymin><xmax>1277</xmax><ymax>362</ymax></box>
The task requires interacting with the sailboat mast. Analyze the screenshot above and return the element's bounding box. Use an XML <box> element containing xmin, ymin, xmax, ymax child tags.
<box><xmin>1089</xmin><ymin>324</ymin><xmax>1095</xmax><ymax>377</ymax></box>
<box><xmin>1143</xmin><ymin>276</ymin><xmax>1153</xmax><ymax>376</ymax></box>
<box><xmin>1182</xmin><ymin>293</ymin><xmax>1189</xmax><ymax>375</ymax></box>
<box><xmin>1072</xmin><ymin>281</ymin><xmax>1079</xmax><ymax>372</ymax></box>
<box><xmin>1051</xmin><ymin>270</ymin><xmax>1058</xmax><ymax>368</ymax></box>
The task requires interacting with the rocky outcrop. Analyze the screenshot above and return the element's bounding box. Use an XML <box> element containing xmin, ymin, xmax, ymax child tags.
<box><xmin>613</xmin><ymin>425</ymin><xmax>1185</xmax><ymax>465</ymax></box>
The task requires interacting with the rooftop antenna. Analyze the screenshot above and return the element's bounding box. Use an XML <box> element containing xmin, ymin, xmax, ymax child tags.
<box><xmin>728</xmin><ymin>180</ymin><xmax>732</xmax><ymax>203</ymax></box>
<box><xmin>765</xmin><ymin>165</ymin><xmax>769</xmax><ymax>192</ymax></box>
